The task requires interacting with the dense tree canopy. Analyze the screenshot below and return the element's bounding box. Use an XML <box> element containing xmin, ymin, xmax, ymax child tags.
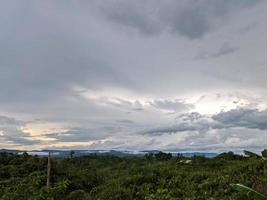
<box><xmin>0</xmin><ymin>151</ymin><xmax>267</xmax><ymax>199</ymax></box>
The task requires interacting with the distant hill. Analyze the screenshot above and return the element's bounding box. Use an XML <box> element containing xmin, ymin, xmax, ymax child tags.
<box><xmin>0</xmin><ymin>149</ymin><xmax>218</xmax><ymax>158</ymax></box>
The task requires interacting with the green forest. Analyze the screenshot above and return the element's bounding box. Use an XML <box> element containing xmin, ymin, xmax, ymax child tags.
<box><xmin>1</xmin><ymin>151</ymin><xmax>267</xmax><ymax>200</ymax></box>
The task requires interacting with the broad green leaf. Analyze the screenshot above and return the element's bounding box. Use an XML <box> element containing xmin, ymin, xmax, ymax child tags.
<box><xmin>231</xmin><ymin>184</ymin><xmax>267</xmax><ymax>200</ymax></box>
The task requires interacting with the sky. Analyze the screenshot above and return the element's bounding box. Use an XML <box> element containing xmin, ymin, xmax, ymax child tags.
<box><xmin>1</xmin><ymin>0</ymin><xmax>267</xmax><ymax>152</ymax></box>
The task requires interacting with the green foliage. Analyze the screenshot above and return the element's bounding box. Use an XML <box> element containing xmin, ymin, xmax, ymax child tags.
<box><xmin>231</xmin><ymin>184</ymin><xmax>267</xmax><ymax>200</ymax></box>
<box><xmin>244</xmin><ymin>151</ymin><xmax>261</xmax><ymax>159</ymax></box>
<box><xmin>262</xmin><ymin>149</ymin><xmax>267</xmax><ymax>158</ymax></box>
<box><xmin>154</xmin><ymin>151</ymin><xmax>172</xmax><ymax>161</ymax></box>
<box><xmin>67</xmin><ymin>190</ymin><xmax>87</xmax><ymax>200</ymax></box>
<box><xmin>0</xmin><ymin>151</ymin><xmax>267</xmax><ymax>199</ymax></box>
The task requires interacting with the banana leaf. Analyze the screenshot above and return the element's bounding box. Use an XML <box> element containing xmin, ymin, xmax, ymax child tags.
<box><xmin>231</xmin><ymin>184</ymin><xmax>267</xmax><ymax>200</ymax></box>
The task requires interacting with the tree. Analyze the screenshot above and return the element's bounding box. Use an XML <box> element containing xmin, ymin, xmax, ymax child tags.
<box><xmin>154</xmin><ymin>151</ymin><xmax>172</xmax><ymax>161</ymax></box>
<box><xmin>70</xmin><ymin>150</ymin><xmax>75</xmax><ymax>158</ymax></box>
<box><xmin>244</xmin><ymin>150</ymin><xmax>261</xmax><ymax>159</ymax></box>
<box><xmin>262</xmin><ymin>149</ymin><xmax>267</xmax><ymax>158</ymax></box>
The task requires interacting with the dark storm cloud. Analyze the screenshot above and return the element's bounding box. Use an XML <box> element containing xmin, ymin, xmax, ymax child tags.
<box><xmin>100</xmin><ymin>0</ymin><xmax>261</xmax><ymax>39</ymax></box>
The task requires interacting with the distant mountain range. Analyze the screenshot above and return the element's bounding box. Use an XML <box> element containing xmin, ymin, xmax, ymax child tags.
<box><xmin>0</xmin><ymin>149</ymin><xmax>218</xmax><ymax>158</ymax></box>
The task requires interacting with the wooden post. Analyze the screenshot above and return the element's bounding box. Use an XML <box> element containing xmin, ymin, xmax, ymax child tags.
<box><xmin>46</xmin><ymin>152</ymin><xmax>51</xmax><ymax>187</ymax></box>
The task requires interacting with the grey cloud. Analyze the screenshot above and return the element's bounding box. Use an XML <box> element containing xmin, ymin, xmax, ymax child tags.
<box><xmin>0</xmin><ymin>0</ymin><xmax>267</xmax><ymax>151</ymax></box>
<box><xmin>149</xmin><ymin>99</ymin><xmax>194</xmax><ymax>112</ymax></box>
<box><xmin>177</xmin><ymin>112</ymin><xmax>203</xmax><ymax>122</ymax></box>
<box><xmin>0</xmin><ymin>1</ymin><xmax>134</xmax><ymax>107</ymax></box>
<box><xmin>98</xmin><ymin>97</ymin><xmax>193</xmax><ymax>113</ymax></box>
<box><xmin>97</xmin><ymin>97</ymin><xmax>142</xmax><ymax>111</ymax></box>
<box><xmin>165</xmin><ymin>129</ymin><xmax>267</xmax><ymax>152</ymax></box>
<box><xmin>93</xmin><ymin>127</ymin><xmax>267</xmax><ymax>152</ymax></box>
<box><xmin>141</xmin><ymin>108</ymin><xmax>267</xmax><ymax>137</ymax></box>
<box><xmin>0</xmin><ymin>116</ymin><xmax>39</xmax><ymax>145</ymax></box>
<box><xmin>213</xmin><ymin>108</ymin><xmax>267</xmax><ymax>130</ymax></box>
<box><xmin>101</xmin><ymin>1</ymin><xmax>160</xmax><ymax>35</ymax></box>
<box><xmin>238</xmin><ymin>22</ymin><xmax>258</xmax><ymax>34</ymax></box>
<box><xmin>166</xmin><ymin>0</ymin><xmax>261</xmax><ymax>39</ymax></box>
<box><xmin>0</xmin><ymin>0</ymin><xmax>266</xmax><ymax>114</ymax></box>
<box><xmin>140</xmin><ymin>124</ymin><xmax>197</xmax><ymax>136</ymax></box>
<box><xmin>131</xmin><ymin>108</ymin><xmax>145</xmax><ymax>112</ymax></box>
<box><xmin>196</xmin><ymin>42</ymin><xmax>238</xmax><ymax>59</ymax></box>
<box><xmin>140</xmin><ymin>112</ymin><xmax>214</xmax><ymax>136</ymax></box>
<box><xmin>211</xmin><ymin>43</ymin><xmax>238</xmax><ymax>57</ymax></box>
<box><xmin>116</xmin><ymin>120</ymin><xmax>134</xmax><ymax>124</ymax></box>
<box><xmin>99</xmin><ymin>0</ymin><xmax>261</xmax><ymax>39</ymax></box>
<box><xmin>0</xmin><ymin>116</ymin><xmax>25</xmax><ymax>126</ymax></box>
<box><xmin>44</xmin><ymin>127</ymin><xmax>114</xmax><ymax>142</ymax></box>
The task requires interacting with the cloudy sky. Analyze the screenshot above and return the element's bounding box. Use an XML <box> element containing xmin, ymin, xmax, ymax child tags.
<box><xmin>1</xmin><ymin>0</ymin><xmax>267</xmax><ymax>152</ymax></box>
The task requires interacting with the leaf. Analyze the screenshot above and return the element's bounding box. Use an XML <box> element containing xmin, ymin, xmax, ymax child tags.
<box><xmin>231</xmin><ymin>184</ymin><xmax>267</xmax><ymax>200</ymax></box>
